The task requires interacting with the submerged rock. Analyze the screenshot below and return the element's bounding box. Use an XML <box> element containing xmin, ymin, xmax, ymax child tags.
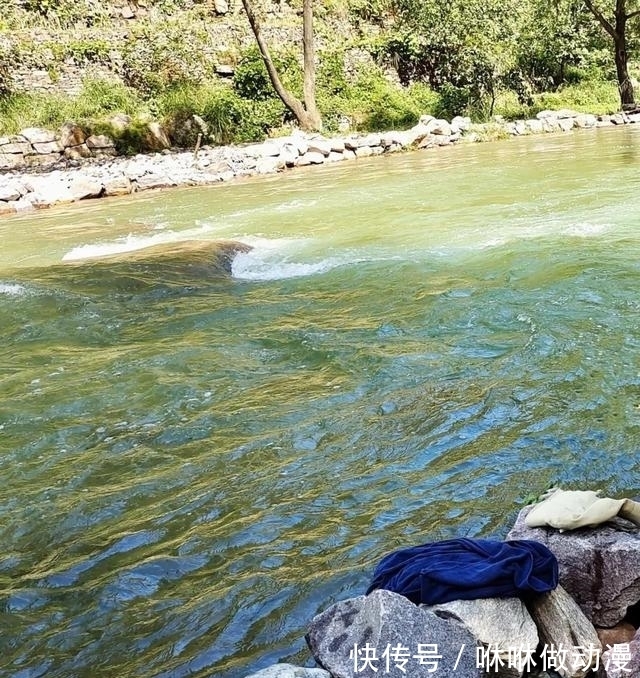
<box><xmin>306</xmin><ymin>589</ymin><xmax>481</xmax><ymax>678</ymax></box>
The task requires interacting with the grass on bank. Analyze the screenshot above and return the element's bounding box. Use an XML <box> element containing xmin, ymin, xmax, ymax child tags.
<box><xmin>0</xmin><ymin>72</ymin><xmax>622</xmax><ymax>153</ymax></box>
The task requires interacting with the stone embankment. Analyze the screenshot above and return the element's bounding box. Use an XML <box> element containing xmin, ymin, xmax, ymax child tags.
<box><xmin>0</xmin><ymin>108</ymin><xmax>634</xmax><ymax>217</ymax></box>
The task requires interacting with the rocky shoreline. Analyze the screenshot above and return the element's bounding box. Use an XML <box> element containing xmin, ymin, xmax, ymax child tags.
<box><xmin>243</xmin><ymin>494</ymin><xmax>640</xmax><ymax>678</ymax></box>
<box><xmin>0</xmin><ymin>108</ymin><xmax>636</xmax><ymax>218</ymax></box>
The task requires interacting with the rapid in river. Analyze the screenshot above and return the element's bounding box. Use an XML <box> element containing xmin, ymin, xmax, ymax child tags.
<box><xmin>2</xmin><ymin>127</ymin><xmax>640</xmax><ymax>677</ymax></box>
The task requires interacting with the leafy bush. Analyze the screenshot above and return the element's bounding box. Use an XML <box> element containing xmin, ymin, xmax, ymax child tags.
<box><xmin>158</xmin><ymin>83</ymin><xmax>287</xmax><ymax>146</ymax></box>
<box><xmin>233</xmin><ymin>47</ymin><xmax>302</xmax><ymax>101</ymax></box>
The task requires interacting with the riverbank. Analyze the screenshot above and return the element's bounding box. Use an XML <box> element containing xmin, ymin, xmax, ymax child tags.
<box><xmin>0</xmin><ymin>108</ymin><xmax>634</xmax><ymax>218</ymax></box>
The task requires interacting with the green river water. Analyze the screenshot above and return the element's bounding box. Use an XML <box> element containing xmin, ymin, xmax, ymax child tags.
<box><xmin>2</xmin><ymin>127</ymin><xmax>640</xmax><ymax>677</ymax></box>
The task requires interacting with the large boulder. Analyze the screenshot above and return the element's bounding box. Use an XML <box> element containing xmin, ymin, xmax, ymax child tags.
<box><xmin>508</xmin><ymin>506</ymin><xmax>640</xmax><ymax>627</ymax></box>
<box><xmin>602</xmin><ymin>626</ymin><xmax>640</xmax><ymax>677</ymax></box>
<box><xmin>424</xmin><ymin>597</ymin><xmax>538</xmax><ymax>677</ymax></box>
<box><xmin>306</xmin><ymin>589</ymin><xmax>482</xmax><ymax>678</ymax></box>
<box><xmin>526</xmin><ymin>585</ymin><xmax>601</xmax><ymax>678</ymax></box>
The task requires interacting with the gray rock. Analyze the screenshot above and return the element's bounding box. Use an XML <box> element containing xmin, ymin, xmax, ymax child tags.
<box><xmin>514</xmin><ymin>121</ymin><xmax>528</xmax><ymax>135</ymax></box>
<box><xmin>0</xmin><ymin>183</ymin><xmax>22</xmax><ymax>202</ymax></box>
<box><xmin>558</xmin><ymin>118</ymin><xmax>575</xmax><ymax>132</ymax></box>
<box><xmin>214</xmin><ymin>0</ymin><xmax>229</xmax><ymax>13</ymax></box>
<box><xmin>536</xmin><ymin>109</ymin><xmax>559</xmax><ymax>120</ymax></box>
<box><xmin>426</xmin><ymin>118</ymin><xmax>452</xmax><ymax>136</ymax></box>
<box><xmin>9</xmin><ymin>198</ymin><xmax>35</xmax><ymax>212</ymax></box>
<box><xmin>64</xmin><ymin>144</ymin><xmax>92</xmax><ymax>160</ymax></box>
<box><xmin>361</xmin><ymin>133</ymin><xmax>382</xmax><ymax>147</ymax></box>
<box><xmin>380</xmin><ymin>131</ymin><xmax>406</xmax><ymax>147</ymax></box>
<box><xmin>602</xmin><ymin>627</ymin><xmax>640</xmax><ymax>677</ymax></box>
<box><xmin>451</xmin><ymin>116</ymin><xmax>472</xmax><ymax>133</ymax></box>
<box><xmin>19</xmin><ymin>127</ymin><xmax>56</xmax><ymax>144</ymax></box>
<box><xmin>306</xmin><ymin>589</ymin><xmax>481</xmax><ymax>678</ymax></box>
<box><xmin>69</xmin><ymin>178</ymin><xmax>103</xmax><ymax>200</ymax></box>
<box><xmin>85</xmin><ymin>134</ymin><xmax>115</xmax><ymax>150</ymax></box>
<box><xmin>135</xmin><ymin>173</ymin><xmax>176</xmax><ymax>190</ymax></box>
<box><xmin>296</xmin><ymin>151</ymin><xmax>325</xmax><ymax>166</ymax></box>
<box><xmin>24</xmin><ymin>153</ymin><xmax>61</xmax><ymax>168</ymax></box>
<box><xmin>145</xmin><ymin>122</ymin><xmax>171</xmax><ymax>151</ymax></box>
<box><xmin>556</xmin><ymin>108</ymin><xmax>580</xmax><ymax>119</ymax></box>
<box><xmin>216</xmin><ymin>65</ymin><xmax>234</xmax><ymax>77</ymax></box>
<box><xmin>307</xmin><ymin>138</ymin><xmax>332</xmax><ymax>156</ymax></box>
<box><xmin>0</xmin><ymin>141</ymin><xmax>32</xmax><ymax>155</ymax></box>
<box><xmin>255</xmin><ymin>156</ymin><xmax>284</xmax><ymax>174</ymax></box>
<box><xmin>32</xmin><ymin>141</ymin><xmax>62</xmax><ymax>154</ymax></box>
<box><xmin>627</xmin><ymin>113</ymin><xmax>640</xmax><ymax>124</ymax></box>
<box><xmin>417</xmin><ymin>134</ymin><xmax>436</xmax><ymax>149</ymax></box>
<box><xmin>104</xmin><ymin>177</ymin><xmax>132</xmax><ymax>196</ymax></box>
<box><xmin>355</xmin><ymin>146</ymin><xmax>373</xmax><ymax>157</ymax></box>
<box><xmin>0</xmin><ymin>153</ymin><xmax>25</xmax><ymax>169</ymax></box>
<box><xmin>342</xmin><ymin>149</ymin><xmax>356</xmax><ymax>160</ymax></box>
<box><xmin>424</xmin><ymin>597</ymin><xmax>538</xmax><ymax>677</ymax></box>
<box><xmin>278</xmin><ymin>143</ymin><xmax>299</xmax><ymax>166</ymax></box>
<box><xmin>526</xmin><ymin>585</ymin><xmax>601</xmax><ymax>678</ymax></box>
<box><xmin>574</xmin><ymin>114</ymin><xmax>597</xmax><ymax>128</ymax></box>
<box><xmin>108</xmin><ymin>114</ymin><xmax>132</xmax><ymax>133</ymax></box>
<box><xmin>508</xmin><ymin>505</ymin><xmax>640</xmax><ymax>626</ymax></box>
<box><xmin>330</xmin><ymin>139</ymin><xmax>345</xmax><ymax>152</ymax></box>
<box><xmin>611</xmin><ymin>113</ymin><xmax>626</xmax><ymax>125</ymax></box>
<box><xmin>326</xmin><ymin>151</ymin><xmax>345</xmax><ymax>163</ymax></box>
<box><xmin>404</xmin><ymin>123</ymin><xmax>431</xmax><ymax>145</ymax></box>
<box><xmin>243</xmin><ymin>664</ymin><xmax>330</xmax><ymax>678</ymax></box>
<box><xmin>526</xmin><ymin>119</ymin><xmax>544</xmax><ymax>134</ymax></box>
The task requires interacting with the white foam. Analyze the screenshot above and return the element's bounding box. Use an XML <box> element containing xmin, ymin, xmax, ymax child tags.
<box><xmin>561</xmin><ymin>222</ymin><xmax>611</xmax><ymax>237</ymax></box>
<box><xmin>0</xmin><ymin>283</ymin><xmax>27</xmax><ymax>296</ymax></box>
<box><xmin>232</xmin><ymin>251</ymin><xmax>346</xmax><ymax>281</ymax></box>
<box><xmin>61</xmin><ymin>223</ymin><xmax>220</xmax><ymax>262</ymax></box>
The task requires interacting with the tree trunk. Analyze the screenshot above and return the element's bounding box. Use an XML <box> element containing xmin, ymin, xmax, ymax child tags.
<box><xmin>240</xmin><ymin>0</ymin><xmax>321</xmax><ymax>131</ymax></box>
<box><xmin>615</xmin><ymin>10</ymin><xmax>635</xmax><ymax>107</ymax></box>
<box><xmin>302</xmin><ymin>0</ymin><xmax>322</xmax><ymax>130</ymax></box>
<box><xmin>583</xmin><ymin>0</ymin><xmax>636</xmax><ymax>109</ymax></box>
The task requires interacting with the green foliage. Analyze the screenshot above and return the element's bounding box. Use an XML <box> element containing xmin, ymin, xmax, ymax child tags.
<box><xmin>121</xmin><ymin>17</ymin><xmax>215</xmax><ymax>94</ymax></box>
<box><xmin>46</xmin><ymin>39</ymin><xmax>112</xmax><ymax>66</ymax></box>
<box><xmin>19</xmin><ymin>0</ymin><xmax>109</xmax><ymax>27</ymax></box>
<box><xmin>88</xmin><ymin>118</ymin><xmax>154</xmax><ymax>155</ymax></box>
<box><xmin>530</xmin><ymin>79</ymin><xmax>619</xmax><ymax>115</ymax></box>
<box><xmin>0</xmin><ymin>78</ymin><xmax>145</xmax><ymax>135</ymax></box>
<box><xmin>233</xmin><ymin>47</ymin><xmax>303</xmax><ymax>101</ymax></box>
<box><xmin>316</xmin><ymin>64</ymin><xmax>440</xmax><ymax>132</ymax></box>
<box><xmin>0</xmin><ymin>44</ymin><xmax>15</xmax><ymax>98</ymax></box>
<box><xmin>157</xmin><ymin>83</ymin><xmax>287</xmax><ymax>145</ymax></box>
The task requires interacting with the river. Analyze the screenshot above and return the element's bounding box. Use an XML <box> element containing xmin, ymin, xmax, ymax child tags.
<box><xmin>2</xmin><ymin>127</ymin><xmax>640</xmax><ymax>677</ymax></box>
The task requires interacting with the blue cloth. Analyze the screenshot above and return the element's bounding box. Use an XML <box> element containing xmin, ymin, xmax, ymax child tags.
<box><xmin>366</xmin><ymin>538</ymin><xmax>558</xmax><ymax>605</ymax></box>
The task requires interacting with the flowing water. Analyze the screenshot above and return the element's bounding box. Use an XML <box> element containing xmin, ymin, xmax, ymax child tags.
<box><xmin>2</xmin><ymin>127</ymin><xmax>640</xmax><ymax>677</ymax></box>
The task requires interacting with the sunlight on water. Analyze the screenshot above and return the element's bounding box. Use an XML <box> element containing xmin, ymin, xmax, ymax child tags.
<box><xmin>2</xmin><ymin>127</ymin><xmax>640</xmax><ymax>677</ymax></box>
